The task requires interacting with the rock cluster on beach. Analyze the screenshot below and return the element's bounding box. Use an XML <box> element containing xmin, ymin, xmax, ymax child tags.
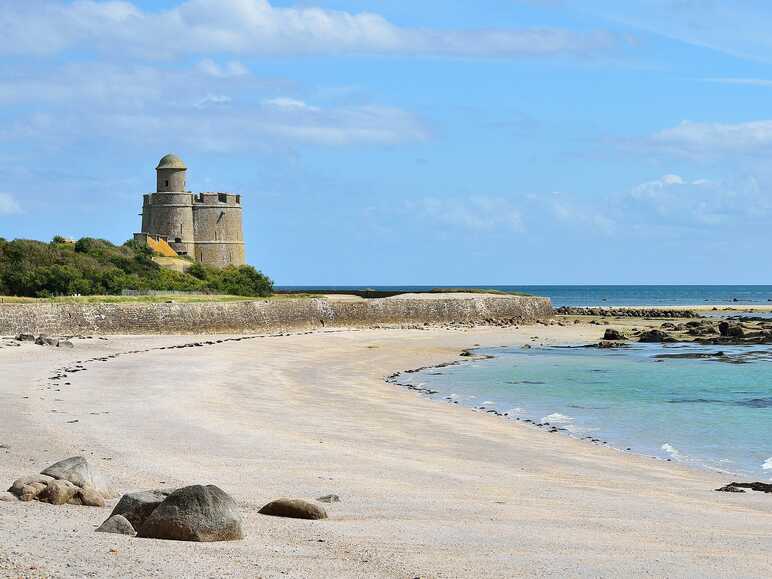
<box><xmin>95</xmin><ymin>490</ymin><xmax>331</xmax><ymax>540</ymax></box>
<box><xmin>97</xmin><ymin>486</ymin><xmax>247</xmax><ymax>541</ymax></box>
<box><xmin>591</xmin><ymin>318</ymin><xmax>772</xmax><ymax>348</ymax></box>
<box><xmin>6</xmin><ymin>456</ymin><xmax>112</xmax><ymax>506</ymax></box>
<box><xmin>15</xmin><ymin>333</ymin><xmax>74</xmax><ymax>348</ymax></box>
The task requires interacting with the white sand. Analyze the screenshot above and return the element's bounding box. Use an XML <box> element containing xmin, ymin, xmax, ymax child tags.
<box><xmin>1</xmin><ymin>324</ymin><xmax>771</xmax><ymax>578</ymax></box>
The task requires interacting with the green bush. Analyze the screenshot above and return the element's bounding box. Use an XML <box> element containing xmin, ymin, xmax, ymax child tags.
<box><xmin>0</xmin><ymin>237</ymin><xmax>273</xmax><ymax>297</ymax></box>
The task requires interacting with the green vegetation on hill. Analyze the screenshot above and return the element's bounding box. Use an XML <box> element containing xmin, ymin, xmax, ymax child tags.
<box><xmin>0</xmin><ymin>237</ymin><xmax>273</xmax><ymax>298</ymax></box>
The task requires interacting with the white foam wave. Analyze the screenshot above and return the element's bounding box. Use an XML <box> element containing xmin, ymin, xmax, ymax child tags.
<box><xmin>482</xmin><ymin>400</ymin><xmax>496</xmax><ymax>405</ymax></box>
<box><xmin>762</xmin><ymin>457</ymin><xmax>772</xmax><ymax>470</ymax></box>
<box><xmin>661</xmin><ymin>443</ymin><xmax>683</xmax><ymax>459</ymax></box>
<box><xmin>542</xmin><ymin>412</ymin><xmax>574</xmax><ymax>424</ymax></box>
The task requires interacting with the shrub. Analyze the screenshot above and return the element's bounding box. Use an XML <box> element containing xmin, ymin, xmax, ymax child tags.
<box><xmin>0</xmin><ymin>237</ymin><xmax>273</xmax><ymax>297</ymax></box>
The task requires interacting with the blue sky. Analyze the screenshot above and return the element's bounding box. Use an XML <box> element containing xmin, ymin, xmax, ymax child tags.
<box><xmin>2</xmin><ymin>0</ymin><xmax>772</xmax><ymax>284</ymax></box>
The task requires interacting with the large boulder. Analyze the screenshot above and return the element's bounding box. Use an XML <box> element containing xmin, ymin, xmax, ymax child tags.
<box><xmin>109</xmin><ymin>489</ymin><xmax>175</xmax><ymax>530</ymax></box>
<box><xmin>137</xmin><ymin>485</ymin><xmax>244</xmax><ymax>542</ymax></box>
<box><xmin>40</xmin><ymin>456</ymin><xmax>113</xmax><ymax>498</ymax></box>
<box><xmin>96</xmin><ymin>515</ymin><xmax>136</xmax><ymax>536</ymax></box>
<box><xmin>259</xmin><ymin>498</ymin><xmax>328</xmax><ymax>520</ymax></box>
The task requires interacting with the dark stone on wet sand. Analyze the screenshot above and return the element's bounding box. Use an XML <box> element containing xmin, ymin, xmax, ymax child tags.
<box><xmin>602</xmin><ymin>328</ymin><xmax>626</xmax><ymax>341</ymax></box>
<box><xmin>718</xmin><ymin>321</ymin><xmax>745</xmax><ymax>338</ymax></box>
<box><xmin>716</xmin><ymin>482</ymin><xmax>772</xmax><ymax>494</ymax></box>
<box><xmin>638</xmin><ymin>329</ymin><xmax>675</xmax><ymax>343</ymax></box>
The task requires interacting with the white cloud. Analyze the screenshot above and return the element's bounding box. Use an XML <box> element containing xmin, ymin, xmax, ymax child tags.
<box><xmin>548</xmin><ymin>193</ymin><xmax>616</xmax><ymax>234</ymax></box>
<box><xmin>195</xmin><ymin>94</ymin><xmax>232</xmax><ymax>108</ymax></box>
<box><xmin>408</xmin><ymin>196</ymin><xmax>524</xmax><ymax>232</ymax></box>
<box><xmin>0</xmin><ymin>193</ymin><xmax>21</xmax><ymax>215</ymax></box>
<box><xmin>0</xmin><ymin>0</ymin><xmax>615</xmax><ymax>59</ymax></box>
<box><xmin>648</xmin><ymin>120</ymin><xmax>772</xmax><ymax>158</ymax></box>
<box><xmin>197</xmin><ymin>59</ymin><xmax>249</xmax><ymax>78</ymax></box>
<box><xmin>531</xmin><ymin>173</ymin><xmax>772</xmax><ymax>237</ymax></box>
<box><xmin>622</xmin><ymin>174</ymin><xmax>769</xmax><ymax>228</ymax></box>
<box><xmin>262</xmin><ymin>98</ymin><xmax>320</xmax><ymax>112</ymax></box>
<box><xmin>0</xmin><ymin>63</ymin><xmax>429</xmax><ymax>149</ymax></box>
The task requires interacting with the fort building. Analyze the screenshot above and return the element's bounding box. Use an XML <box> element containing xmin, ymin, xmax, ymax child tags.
<box><xmin>134</xmin><ymin>154</ymin><xmax>246</xmax><ymax>269</ymax></box>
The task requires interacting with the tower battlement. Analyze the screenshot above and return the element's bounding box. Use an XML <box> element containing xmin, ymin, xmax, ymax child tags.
<box><xmin>135</xmin><ymin>154</ymin><xmax>246</xmax><ymax>268</ymax></box>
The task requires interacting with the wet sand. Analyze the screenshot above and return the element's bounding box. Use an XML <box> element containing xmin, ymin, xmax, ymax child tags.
<box><xmin>1</xmin><ymin>323</ymin><xmax>771</xmax><ymax>577</ymax></box>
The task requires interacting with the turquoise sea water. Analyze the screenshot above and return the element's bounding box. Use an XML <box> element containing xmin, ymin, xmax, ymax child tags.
<box><xmin>399</xmin><ymin>343</ymin><xmax>772</xmax><ymax>480</ymax></box>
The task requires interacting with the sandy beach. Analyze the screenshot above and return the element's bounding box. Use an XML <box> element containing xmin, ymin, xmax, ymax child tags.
<box><xmin>2</xmin><ymin>322</ymin><xmax>772</xmax><ymax>578</ymax></box>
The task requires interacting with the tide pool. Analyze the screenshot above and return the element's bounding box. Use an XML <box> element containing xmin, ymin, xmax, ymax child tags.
<box><xmin>399</xmin><ymin>343</ymin><xmax>772</xmax><ymax>480</ymax></box>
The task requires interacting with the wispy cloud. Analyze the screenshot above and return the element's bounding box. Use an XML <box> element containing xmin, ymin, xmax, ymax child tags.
<box><xmin>407</xmin><ymin>196</ymin><xmax>524</xmax><ymax>232</ymax></box>
<box><xmin>649</xmin><ymin>120</ymin><xmax>772</xmax><ymax>158</ymax></box>
<box><xmin>0</xmin><ymin>63</ymin><xmax>429</xmax><ymax>150</ymax></box>
<box><xmin>0</xmin><ymin>0</ymin><xmax>616</xmax><ymax>59</ymax></box>
<box><xmin>577</xmin><ymin>0</ymin><xmax>772</xmax><ymax>63</ymax></box>
<box><xmin>700</xmin><ymin>77</ymin><xmax>772</xmax><ymax>87</ymax></box>
<box><xmin>0</xmin><ymin>193</ymin><xmax>21</xmax><ymax>215</ymax></box>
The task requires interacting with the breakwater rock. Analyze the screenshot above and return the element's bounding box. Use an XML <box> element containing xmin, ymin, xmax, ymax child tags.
<box><xmin>556</xmin><ymin>307</ymin><xmax>699</xmax><ymax>318</ymax></box>
<box><xmin>0</xmin><ymin>294</ymin><xmax>552</xmax><ymax>336</ymax></box>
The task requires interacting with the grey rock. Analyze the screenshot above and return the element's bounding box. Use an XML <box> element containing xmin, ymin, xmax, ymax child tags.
<box><xmin>57</xmin><ymin>340</ymin><xmax>74</xmax><ymax>349</ymax></box>
<box><xmin>259</xmin><ymin>498</ymin><xmax>328</xmax><ymax>520</ymax></box>
<box><xmin>35</xmin><ymin>336</ymin><xmax>58</xmax><ymax>346</ymax></box>
<box><xmin>317</xmin><ymin>494</ymin><xmax>340</xmax><ymax>504</ymax></box>
<box><xmin>96</xmin><ymin>515</ymin><xmax>136</xmax><ymax>536</ymax></box>
<box><xmin>15</xmin><ymin>333</ymin><xmax>35</xmax><ymax>342</ymax></box>
<box><xmin>138</xmin><ymin>485</ymin><xmax>244</xmax><ymax>542</ymax></box>
<box><xmin>40</xmin><ymin>456</ymin><xmax>113</xmax><ymax>498</ymax></box>
<box><xmin>109</xmin><ymin>489</ymin><xmax>175</xmax><ymax>530</ymax></box>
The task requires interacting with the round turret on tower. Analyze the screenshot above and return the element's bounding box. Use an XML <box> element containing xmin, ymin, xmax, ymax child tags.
<box><xmin>156</xmin><ymin>153</ymin><xmax>187</xmax><ymax>192</ymax></box>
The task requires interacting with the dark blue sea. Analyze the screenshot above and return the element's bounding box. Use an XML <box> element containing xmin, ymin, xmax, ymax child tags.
<box><xmin>279</xmin><ymin>285</ymin><xmax>772</xmax><ymax>307</ymax></box>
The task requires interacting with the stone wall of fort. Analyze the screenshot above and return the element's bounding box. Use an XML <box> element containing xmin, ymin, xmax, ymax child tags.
<box><xmin>0</xmin><ymin>295</ymin><xmax>552</xmax><ymax>336</ymax></box>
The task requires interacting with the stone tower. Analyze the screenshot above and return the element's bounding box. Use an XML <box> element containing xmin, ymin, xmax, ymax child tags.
<box><xmin>137</xmin><ymin>154</ymin><xmax>246</xmax><ymax>268</ymax></box>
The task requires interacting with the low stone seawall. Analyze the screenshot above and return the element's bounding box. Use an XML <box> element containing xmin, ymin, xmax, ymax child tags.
<box><xmin>556</xmin><ymin>307</ymin><xmax>700</xmax><ymax>318</ymax></box>
<box><xmin>0</xmin><ymin>295</ymin><xmax>552</xmax><ymax>335</ymax></box>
